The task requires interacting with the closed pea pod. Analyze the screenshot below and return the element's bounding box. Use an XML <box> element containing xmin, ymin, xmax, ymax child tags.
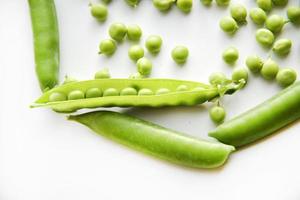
<box><xmin>272</xmin><ymin>39</ymin><xmax>292</xmax><ymax>56</ymax></box>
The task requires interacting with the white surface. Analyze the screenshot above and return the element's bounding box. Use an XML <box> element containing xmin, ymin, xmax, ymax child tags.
<box><xmin>1</xmin><ymin>0</ymin><xmax>300</xmax><ymax>199</ymax></box>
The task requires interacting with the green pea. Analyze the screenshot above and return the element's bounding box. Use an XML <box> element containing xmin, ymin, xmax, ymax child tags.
<box><xmin>219</xmin><ymin>16</ymin><xmax>239</xmax><ymax>35</ymax></box>
<box><xmin>287</xmin><ymin>7</ymin><xmax>300</xmax><ymax>25</ymax></box>
<box><xmin>245</xmin><ymin>55</ymin><xmax>264</xmax><ymax>73</ymax></box>
<box><xmin>120</xmin><ymin>87</ymin><xmax>138</xmax><ymax>96</ymax></box>
<box><xmin>156</xmin><ymin>88</ymin><xmax>171</xmax><ymax>95</ymax></box>
<box><xmin>171</xmin><ymin>46</ymin><xmax>189</xmax><ymax>64</ymax></box>
<box><xmin>255</xmin><ymin>28</ymin><xmax>275</xmax><ymax>47</ymax></box>
<box><xmin>222</xmin><ymin>47</ymin><xmax>239</xmax><ymax>64</ymax></box>
<box><xmin>127</xmin><ymin>24</ymin><xmax>142</xmax><ymax>41</ymax></box>
<box><xmin>230</xmin><ymin>4</ymin><xmax>247</xmax><ymax>23</ymax></box>
<box><xmin>232</xmin><ymin>67</ymin><xmax>248</xmax><ymax>83</ymax></box>
<box><xmin>209</xmin><ymin>72</ymin><xmax>228</xmax><ymax>85</ymax></box>
<box><xmin>265</xmin><ymin>15</ymin><xmax>286</xmax><ymax>33</ymax></box>
<box><xmin>128</xmin><ymin>45</ymin><xmax>144</xmax><ymax>61</ymax></box>
<box><xmin>276</xmin><ymin>68</ymin><xmax>297</xmax><ymax>87</ymax></box>
<box><xmin>153</xmin><ymin>0</ymin><xmax>175</xmax><ymax>11</ymax></box>
<box><xmin>95</xmin><ymin>68</ymin><xmax>111</xmax><ymax>79</ymax></box>
<box><xmin>176</xmin><ymin>85</ymin><xmax>189</xmax><ymax>91</ymax></box>
<box><xmin>99</xmin><ymin>39</ymin><xmax>117</xmax><ymax>55</ymax></box>
<box><xmin>125</xmin><ymin>0</ymin><xmax>140</xmax><ymax>7</ymax></box>
<box><xmin>250</xmin><ymin>8</ymin><xmax>267</xmax><ymax>25</ymax></box>
<box><xmin>138</xmin><ymin>88</ymin><xmax>154</xmax><ymax>96</ymax></box>
<box><xmin>216</xmin><ymin>0</ymin><xmax>230</xmax><ymax>7</ymax></box>
<box><xmin>68</xmin><ymin>90</ymin><xmax>85</xmax><ymax>100</ymax></box>
<box><xmin>108</xmin><ymin>22</ymin><xmax>127</xmax><ymax>42</ymax></box>
<box><xmin>209</xmin><ymin>106</ymin><xmax>226</xmax><ymax>124</ymax></box>
<box><xmin>137</xmin><ymin>57</ymin><xmax>153</xmax><ymax>76</ymax></box>
<box><xmin>272</xmin><ymin>38</ymin><xmax>292</xmax><ymax>56</ymax></box>
<box><xmin>49</xmin><ymin>92</ymin><xmax>67</xmax><ymax>102</ymax></box>
<box><xmin>145</xmin><ymin>35</ymin><xmax>162</xmax><ymax>54</ymax></box>
<box><xmin>90</xmin><ymin>3</ymin><xmax>108</xmax><ymax>22</ymax></box>
<box><xmin>200</xmin><ymin>0</ymin><xmax>212</xmax><ymax>6</ymax></box>
<box><xmin>176</xmin><ymin>0</ymin><xmax>193</xmax><ymax>13</ymax></box>
<box><xmin>256</xmin><ymin>0</ymin><xmax>272</xmax><ymax>12</ymax></box>
<box><xmin>103</xmin><ymin>88</ymin><xmax>119</xmax><ymax>96</ymax></box>
<box><xmin>129</xmin><ymin>72</ymin><xmax>143</xmax><ymax>79</ymax></box>
<box><xmin>261</xmin><ymin>59</ymin><xmax>279</xmax><ymax>80</ymax></box>
<box><xmin>272</xmin><ymin>0</ymin><xmax>288</xmax><ymax>7</ymax></box>
<box><xmin>86</xmin><ymin>88</ymin><xmax>103</xmax><ymax>98</ymax></box>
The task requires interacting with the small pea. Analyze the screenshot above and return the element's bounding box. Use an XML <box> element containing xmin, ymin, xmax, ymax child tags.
<box><xmin>287</xmin><ymin>7</ymin><xmax>300</xmax><ymax>25</ymax></box>
<box><xmin>200</xmin><ymin>0</ymin><xmax>212</xmax><ymax>6</ymax></box>
<box><xmin>256</xmin><ymin>0</ymin><xmax>272</xmax><ymax>12</ymax></box>
<box><xmin>145</xmin><ymin>35</ymin><xmax>162</xmax><ymax>54</ymax></box>
<box><xmin>230</xmin><ymin>4</ymin><xmax>247</xmax><ymax>23</ymax></box>
<box><xmin>86</xmin><ymin>88</ymin><xmax>103</xmax><ymax>98</ymax></box>
<box><xmin>261</xmin><ymin>59</ymin><xmax>279</xmax><ymax>80</ymax></box>
<box><xmin>90</xmin><ymin>3</ymin><xmax>108</xmax><ymax>22</ymax></box>
<box><xmin>156</xmin><ymin>88</ymin><xmax>171</xmax><ymax>95</ymax></box>
<box><xmin>108</xmin><ymin>22</ymin><xmax>127</xmax><ymax>42</ymax></box>
<box><xmin>232</xmin><ymin>67</ymin><xmax>249</xmax><ymax>83</ymax></box>
<box><xmin>129</xmin><ymin>72</ymin><xmax>143</xmax><ymax>79</ymax></box>
<box><xmin>219</xmin><ymin>16</ymin><xmax>239</xmax><ymax>35</ymax></box>
<box><xmin>265</xmin><ymin>15</ymin><xmax>286</xmax><ymax>33</ymax></box>
<box><xmin>272</xmin><ymin>39</ymin><xmax>292</xmax><ymax>56</ymax></box>
<box><xmin>209</xmin><ymin>72</ymin><xmax>228</xmax><ymax>85</ymax></box>
<box><xmin>272</xmin><ymin>0</ymin><xmax>288</xmax><ymax>7</ymax></box>
<box><xmin>276</xmin><ymin>68</ymin><xmax>297</xmax><ymax>87</ymax></box>
<box><xmin>128</xmin><ymin>45</ymin><xmax>144</xmax><ymax>61</ymax></box>
<box><xmin>209</xmin><ymin>106</ymin><xmax>226</xmax><ymax>124</ymax></box>
<box><xmin>99</xmin><ymin>39</ymin><xmax>116</xmax><ymax>55</ymax></box>
<box><xmin>216</xmin><ymin>0</ymin><xmax>230</xmax><ymax>7</ymax></box>
<box><xmin>176</xmin><ymin>0</ymin><xmax>193</xmax><ymax>13</ymax></box>
<box><xmin>68</xmin><ymin>90</ymin><xmax>85</xmax><ymax>100</ymax></box>
<box><xmin>120</xmin><ymin>87</ymin><xmax>138</xmax><ymax>96</ymax></box>
<box><xmin>153</xmin><ymin>0</ymin><xmax>175</xmax><ymax>11</ymax></box>
<box><xmin>127</xmin><ymin>24</ymin><xmax>142</xmax><ymax>41</ymax></box>
<box><xmin>125</xmin><ymin>0</ymin><xmax>140</xmax><ymax>7</ymax></box>
<box><xmin>176</xmin><ymin>85</ymin><xmax>189</xmax><ymax>91</ymax></box>
<box><xmin>49</xmin><ymin>92</ymin><xmax>67</xmax><ymax>102</ymax></box>
<box><xmin>250</xmin><ymin>8</ymin><xmax>267</xmax><ymax>25</ymax></box>
<box><xmin>137</xmin><ymin>57</ymin><xmax>153</xmax><ymax>76</ymax></box>
<box><xmin>103</xmin><ymin>88</ymin><xmax>119</xmax><ymax>96</ymax></box>
<box><xmin>171</xmin><ymin>46</ymin><xmax>189</xmax><ymax>64</ymax></box>
<box><xmin>255</xmin><ymin>28</ymin><xmax>275</xmax><ymax>47</ymax></box>
<box><xmin>95</xmin><ymin>68</ymin><xmax>111</xmax><ymax>79</ymax></box>
<box><xmin>245</xmin><ymin>55</ymin><xmax>264</xmax><ymax>72</ymax></box>
<box><xmin>138</xmin><ymin>88</ymin><xmax>154</xmax><ymax>96</ymax></box>
<box><xmin>222</xmin><ymin>47</ymin><xmax>239</xmax><ymax>64</ymax></box>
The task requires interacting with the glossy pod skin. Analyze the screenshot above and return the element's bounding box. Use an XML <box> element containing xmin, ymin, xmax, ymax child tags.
<box><xmin>28</xmin><ymin>0</ymin><xmax>59</xmax><ymax>92</ymax></box>
<box><xmin>68</xmin><ymin>111</ymin><xmax>235</xmax><ymax>169</ymax></box>
<box><xmin>209</xmin><ymin>82</ymin><xmax>300</xmax><ymax>147</ymax></box>
<box><xmin>32</xmin><ymin>79</ymin><xmax>242</xmax><ymax>113</ymax></box>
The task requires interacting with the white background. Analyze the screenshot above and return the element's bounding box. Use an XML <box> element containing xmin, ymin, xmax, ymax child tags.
<box><xmin>1</xmin><ymin>0</ymin><xmax>300</xmax><ymax>199</ymax></box>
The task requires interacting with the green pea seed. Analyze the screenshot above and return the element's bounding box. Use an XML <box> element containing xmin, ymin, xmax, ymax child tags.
<box><xmin>125</xmin><ymin>0</ymin><xmax>140</xmax><ymax>7</ymax></box>
<box><xmin>219</xmin><ymin>16</ymin><xmax>239</xmax><ymax>34</ymax></box>
<box><xmin>145</xmin><ymin>35</ymin><xmax>162</xmax><ymax>54</ymax></box>
<box><xmin>49</xmin><ymin>92</ymin><xmax>67</xmax><ymax>102</ymax></box>
<box><xmin>200</xmin><ymin>0</ymin><xmax>213</xmax><ymax>6</ymax></box>
<box><xmin>153</xmin><ymin>0</ymin><xmax>175</xmax><ymax>11</ymax></box>
<box><xmin>109</xmin><ymin>22</ymin><xmax>127</xmax><ymax>42</ymax></box>
<box><xmin>171</xmin><ymin>45</ymin><xmax>189</xmax><ymax>64</ymax></box>
<box><xmin>99</xmin><ymin>39</ymin><xmax>117</xmax><ymax>55</ymax></box>
<box><xmin>245</xmin><ymin>55</ymin><xmax>264</xmax><ymax>72</ymax></box>
<box><xmin>176</xmin><ymin>0</ymin><xmax>193</xmax><ymax>13</ymax></box>
<box><xmin>176</xmin><ymin>85</ymin><xmax>189</xmax><ymax>91</ymax></box>
<box><xmin>209</xmin><ymin>72</ymin><xmax>228</xmax><ymax>85</ymax></box>
<box><xmin>210</xmin><ymin>106</ymin><xmax>226</xmax><ymax>124</ymax></box>
<box><xmin>276</xmin><ymin>68</ymin><xmax>297</xmax><ymax>87</ymax></box>
<box><xmin>261</xmin><ymin>59</ymin><xmax>279</xmax><ymax>80</ymax></box>
<box><xmin>95</xmin><ymin>68</ymin><xmax>111</xmax><ymax>79</ymax></box>
<box><xmin>222</xmin><ymin>47</ymin><xmax>239</xmax><ymax>64</ymax></box>
<box><xmin>127</xmin><ymin>24</ymin><xmax>142</xmax><ymax>41</ymax></box>
<box><xmin>250</xmin><ymin>8</ymin><xmax>267</xmax><ymax>25</ymax></box>
<box><xmin>272</xmin><ymin>38</ymin><xmax>292</xmax><ymax>56</ymax></box>
<box><xmin>265</xmin><ymin>15</ymin><xmax>286</xmax><ymax>33</ymax></box>
<box><xmin>287</xmin><ymin>7</ymin><xmax>300</xmax><ymax>25</ymax></box>
<box><xmin>103</xmin><ymin>88</ymin><xmax>119</xmax><ymax>96</ymax></box>
<box><xmin>120</xmin><ymin>87</ymin><xmax>138</xmax><ymax>96</ymax></box>
<box><xmin>128</xmin><ymin>45</ymin><xmax>144</xmax><ymax>61</ymax></box>
<box><xmin>68</xmin><ymin>90</ymin><xmax>85</xmax><ymax>100</ymax></box>
<box><xmin>255</xmin><ymin>28</ymin><xmax>275</xmax><ymax>47</ymax></box>
<box><xmin>232</xmin><ymin>67</ymin><xmax>248</xmax><ymax>83</ymax></box>
<box><xmin>90</xmin><ymin>3</ymin><xmax>108</xmax><ymax>22</ymax></box>
<box><xmin>230</xmin><ymin>4</ymin><xmax>247</xmax><ymax>23</ymax></box>
<box><xmin>137</xmin><ymin>57</ymin><xmax>153</xmax><ymax>76</ymax></box>
<box><xmin>256</xmin><ymin>0</ymin><xmax>272</xmax><ymax>12</ymax></box>
<box><xmin>272</xmin><ymin>0</ymin><xmax>288</xmax><ymax>7</ymax></box>
<box><xmin>156</xmin><ymin>88</ymin><xmax>171</xmax><ymax>95</ymax></box>
<box><xmin>86</xmin><ymin>88</ymin><xmax>103</xmax><ymax>98</ymax></box>
<box><xmin>216</xmin><ymin>0</ymin><xmax>230</xmax><ymax>7</ymax></box>
<box><xmin>138</xmin><ymin>88</ymin><xmax>154</xmax><ymax>96</ymax></box>
<box><xmin>129</xmin><ymin>72</ymin><xmax>143</xmax><ymax>79</ymax></box>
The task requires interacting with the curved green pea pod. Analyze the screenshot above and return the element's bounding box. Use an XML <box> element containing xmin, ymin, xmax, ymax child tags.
<box><xmin>31</xmin><ymin>79</ymin><xmax>244</xmax><ymax>113</ymax></box>
<box><xmin>68</xmin><ymin>111</ymin><xmax>235</xmax><ymax>169</ymax></box>
<box><xmin>209</xmin><ymin>82</ymin><xmax>300</xmax><ymax>147</ymax></box>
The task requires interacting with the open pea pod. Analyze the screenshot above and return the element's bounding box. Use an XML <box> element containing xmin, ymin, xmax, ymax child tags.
<box><xmin>31</xmin><ymin>79</ymin><xmax>242</xmax><ymax>113</ymax></box>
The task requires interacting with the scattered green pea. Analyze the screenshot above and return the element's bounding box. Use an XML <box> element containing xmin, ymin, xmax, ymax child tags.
<box><xmin>171</xmin><ymin>46</ymin><xmax>189</xmax><ymax>64</ymax></box>
<box><xmin>200</xmin><ymin>0</ymin><xmax>212</xmax><ymax>6</ymax></box>
<box><xmin>49</xmin><ymin>92</ymin><xmax>67</xmax><ymax>102</ymax></box>
<box><xmin>145</xmin><ymin>35</ymin><xmax>163</xmax><ymax>54</ymax></box>
<box><xmin>137</xmin><ymin>57</ymin><xmax>153</xmax><ymax>76</ymax></box>
<box><xmin>103</xmin><ymin>88</ymin><xmax>119</xmax><ymax>96</ymax></box>
<box><xmin>86</xmin><ymin>88</ymin><xmax>103</xmax><ymax>98</ymax></box>
<box><xmin>99</xmin><ymin>39</ymin><xmax>117</xmax><ymax>55</ymax></box>
<box><xmin>230</xmin><ymin>4</ymin><xmax>247</xmax><ymax>23</ymax></box>
<box><xmin>255</xmin><ymin>28</ymin><xmax>275</xmax><ymax>47</ymax></box>
<box><xmin>125</xmin><ymin>0</ymin><xmax>140</xmax><ymax>7</ymax></box>
<box><xmin>120</xmin><ymin>87</ymin><xmax>138</xmax><ymax>96</ymax></box>
<box><xmin>265</xmin><ymin>15</ymin><xmax>286</xmax><ymax>33</ymax></box>
<box><xmin>287</xmin><ymin>6</ymin><xmax>300</xmax><ymax>25</ymax></box>
<box><xmin>261</xmin><ymin>59</ymin><xmax>279</xmax><ymax>80</ymax></box>
<box><xmin>176</xmin><ymin>0</ymin><xmax>193</xmax><ymax>13</ymax></box>
<box><xmin>95</xmin><ymin>68</ymin><xmax>111</xmax><ymax>79</ymax></box>
<box><xmin>138</xmin><ymin>88</ymin><xmax>154</xmax><ymax>96</ymax></box>
<box><xmin>232</xmin><ymin>67</ymin><xmax>248</xmax><ymax>83</ymax></box>
<box><xmin>216</xmin><ymin>0</ymin><xmax>230</xmax><ymax>7</ymax></box>
<box><xmin>272</xmin><ymin>0</ymin><xmax>288</xmax><ymax>7</ymax></box>
<box><xmin>222</xmin><ymin>47</ymin><xmax>239</xmax><ymax>64</ymax></box>
<box><xmin>245</xmin><ymin>55</ymin><xmax>264</xmax><ymax>72</ymax></box>
<box><xmin>272</xmin><ymin>38</ymin><xmax>292</xmax><ymax>56</ymax></box>
<box><xmin>256</xmin><ymin>0</ymin><xmax>272</xmax><ymax>12</ymax></box>
<box><xmin>127</xmin><ymin>24</ymin><xmax>142</xmax><ymax>41</ymax></box>
<box><xmin>209</xmin><ymin>72</ymin><xmax>228</xmax><ymax>85</ymax></box>
<box><xmin>176</xmin><ymin>85</ymin><xmax>189</xmax><ymax>91</ymax></box>
<box><xmin>156</xmin><ymin>88</ymin><xmax>171</xmax><ymax>95</ymax></box>
<box><xmin>128</xmin><ymin>45</ymin><xmax>144</xmax><ymax>61</ymax></box>
<box><xmin>153</xmin><ymin>0</ymin><xmax>175</xmax><ymax>11</ymax></box>
<box><xmin>68</xmin><ymin>90</ymin><xmax>85</xmax><ymax>100</ymax></box>
<box><xmin>276</xmin><ymin>68</ymin><xmax>297</xmax><ymax>87</ymax></box>
<box><xmin>250</xmin><ymin>8</ymin><xmax>267</xmax><ymax>25</ymax></box>
<box><xmin>129</xmin><ymin>72</ymin><xmax>143</xmax><ymax>79</ymax></box>
<box><xmin>108</xmin><ymin>22</ymin><xmax>127</xmax><ymax>42</ymax></box>
<box><xmin>209</xmin><ymin>106</ymin><xmax>226</xmax><ymax>124</ymax></box>
<box><xmin>219</xmin><ymin>16</ymin><xmax>239</xmax><ymax>35</ymax></box>
<box><xmin>90</xmin><ymin>3</ymin><xmax>108</xmax><ymax>22</ymax></box>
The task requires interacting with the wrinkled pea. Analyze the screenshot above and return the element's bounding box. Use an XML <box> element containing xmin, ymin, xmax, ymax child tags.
<box><xmin>103</xmin><ymin>88</ymin><xmax>119</xmax><ymax>96</ymax></box>
<box><xmin>138</xmin><ymin>88</ymin><xmax>154</xmax><ymax>96</ymax></box>
<box><xmin>49</xmin><ymin>92</ymin><xmax>67</xmax><ymax>102</ymax></box>
<box><xmin>222</xmin><ymin>47</ymin><xmax>239</xmax><ymax>64</ymax></box>
<box><xmin>216</xmin><ymin>0</ymin><xmax>230</xmax><ymax>7</ymax></box>
<box><xmin>255</xmin><ymin>28</ymin><xmax>275</xmax><ymax>47</ymax></box>
<box><xmin>109</xmin><ymin>22</ymin><xmax>127</xmax><ymax>42</ymax></box>
<box><xmin>246</xmin><ymin>55</ymin><xmax>264</xmax><ymax>72</ymax></box>
<box><xmin>137</xmin><ymin>57</ymin><xmax>152</xmax><ymax>76</ymax></box>
<box><xmin>232</xmin><ymin>68</ymin><xmax>248</xmax><ymax>83</ymax></box>
<box><xmin>261</xmin><ymin>59</ymin><xmax>279</xmax><ymax>80</ymax></box>
<box><xmin>230</xmin><ymin>4</ymin><xmax>247</xmax><ymax>23</ymax></box>
<box><xmin>287</xmin><ymin>7</ymin><xmax>300</xmax><ymax>25</ymax></box>
<box><xmin>250</xmin><ymin>8</ymin><xmax>267</xmax><ymax>25</ymax></box>
<box><xmin>86</xmin><ymin>88</ymin><xmax>103</xmax><ymax>98</ymax></box>
<box><xmin>156</xmin><ymin>88</ymin><xmax>171</xmax><ymax>95</ymax></box>
<box><xmin>95</xmin><ymin>68</ymin><xmax>111</xmax><ymax>79</ymax></box>
<box><xmin>219</xmin><ymin>16</ymin><xmax>239</xmax><ymax>35</ymax></box>
<box><xmin>176</xmin><ymin>85</ymin><xmax>189</xmax><ymax>91</ymax></box>
<box><xmin>176</xmin><ymin>0</ymin><xmax>193</xmax><ymax>13</ymax></box>
<box><xmin>68</xmin><ymin>90</ymin><xmax>85</xmax><ymax>100</ymax></box>
<box><xmin>276</xmin><ymin>68</ymin><xmax>297</xmax><ymax>87</ymax></box>
<box><xmin>120</xmin><ymin>87</ymin><xmax>138</xmax><ymax>96</ymax></box>
<box><xmin>209</xmin><ymin>72</ymin><xmax>228</xmax><ymax>85</ymax></box>
<box><xmin>256</xmin><ymin>0</ymin><xmax>272</xmax><ymax>12</ymax></box>
<box><xmin>153</xmin><ymin>0</ymin><xmax>175</xmax><ymax>11</ymax></box>
<box><xmin>265</xmin><ymin>15</ymin><xmax>286</xmax><ymax>33</ymax></box>
<box><xmin>272</xmin><ymin>38</ymin><xmax>292</xmax><ymax>56</ymax></box>
<box><xmin>127</xmin><ymin>24</ymin><xmax>142</xmax><ymax>41</ymax></box>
